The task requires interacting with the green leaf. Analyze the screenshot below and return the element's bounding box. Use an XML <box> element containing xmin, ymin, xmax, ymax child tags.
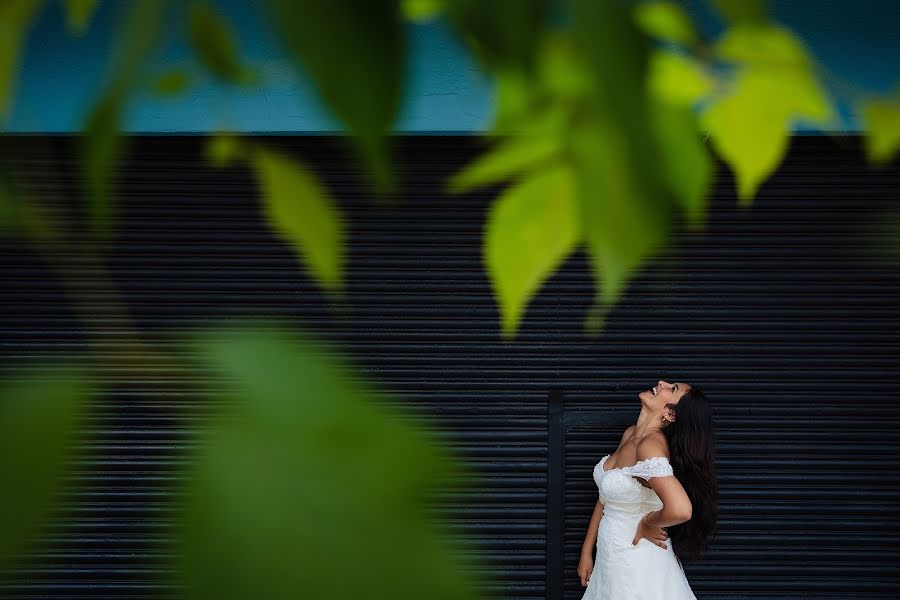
<box><xmin>485</xmin><ymin>165</ymin><xmax>581</xmax><ymax>339</ymax></box>
<box><xmin>711</xmin><ymin>0</ymin><xmax>767</xmax><ymax>25</ymax></box>
<box><xmin>649</xmin><ymin>96</ymin><xmax>713</xmax><ymax>231</ymax></box>
<box><xmin>858</xmin><ymin>93</ymin><xmax>900</xmax><ymax>166</ymax></box>
<box><xmin>151</xmin><ymin>70</ymin><xmax>192</xmax><ymax>97</ymax></box>
<box><xmin>570</xmin><ymin>0</ymin><xmax>654</xmax><ymax>119</ymax></box>
<box><xmin>0</xmin><ymin>362</ymin><xmax>91</xmax><ymax>575</ymax></box>
<box><xmin>700</xmin><ymin>68</ymin><xmax>791</xmax><ymax>204</ymax></box>
<box><xmin>645</xmin><ymin>49</ymin><xmax>716</xmax><ymax>229</ymax></box>
<box><xmin>0</xmin><ymin>0</ymin><xmax>43</xmax><ymax>123</ymax></box>
<box><xmin>251</xmin><ymin>145</ymin><xmax>345</xmax><ymax>297</ymax></box>
<box><xmin>63</xmin><ymin>0</ymin><xmax>100</xmax><ymax>36</ymax></box>
<box><xmin>187</xmin><ymin>1</ymin><xmax>255</xmax><ymax>86</ymax></box>
<box><xmin>402</xmin><ymin>0</ymin><xmax>444</xmax><ymax>22</ymax></box>
<box><xmin>489</xmin><ymin>67</ymin><xmax>542</xmax><ymax>135</ymax></box>
<box><xmin>714</xmin><ymin>22</ymin><xmax>810</xmax><ymax>67</ymax></box>
<box><xmin>446</xmin><ymin>135</ymin><xmax>561</xmax><ymax>194</ymax></box>
<box><xmin>260</xmin><ymin>0</ymin><xmax>406</xmax><ymax>195</ymax></box>
<box><xmin>569</xmin><ymin>109</ymin><xmax>672</xmax><ymax>333</ymax></box>
<box><xmin>536</xmin><ymin>30</ymin><xmax>596</xmax><ymax>100</ymax></box>
<box><xmin>567</xmin><ymin>0</ymin><xmax>672</xmax><ymax>333</ymax></box>
<box><xmin>443</xmin><ymin>0</ymin><xmax>551</xmax><ymax>74</ymax></box>
<box><xmin>633</xmin><ymin>1</ymin><xmax>698</xmax><ymax>46</ymax></box>
<box><xmin>704</xmin><ymin>25</ymin><xmax>835</xmax><ymax>203</ymax></box>
<box><xmin>171</xmin><ymin>320</ymin><xmax>482</xmax><ymax>600</ymax></box>
<box><xmin>647</xmin><ymin>49</ymin><xmax>713</xmax><ymax>106</ymax></box>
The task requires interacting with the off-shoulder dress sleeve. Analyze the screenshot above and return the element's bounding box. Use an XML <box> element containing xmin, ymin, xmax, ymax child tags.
<box><xmin>623</xmin><ymin>455</ymin><xmax>674</xmax><ymax>479</ymax></box>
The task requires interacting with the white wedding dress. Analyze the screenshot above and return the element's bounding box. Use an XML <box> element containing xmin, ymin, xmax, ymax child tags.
<box><xmin>581</xmin><ymin>454</ymin><xmax>697</xmax><ymax>600</ymax></box>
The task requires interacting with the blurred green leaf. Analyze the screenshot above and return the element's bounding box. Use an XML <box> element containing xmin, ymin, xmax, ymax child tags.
<box><xmin>700</xmin><ymin>69</ymin><xmax>789</xmax><ymax>204</ymax></box>
<box><xmin>516</xmin><ymin>100</ymin><xmax>576</xmax><ymax>139</ymax></box>
<box><xmin>715</xmin><ymin>22</ymin><xmax>811</xmax><ymax>67</ymax></box>
<box><xmin>858</xmin><ymin>92</ymin><xmax>900</xmax><ymax>166</ymax></box>
<box><xmin>0</xmin><ymin>166</ymin><xmax>23</xmax><ymax>233</ymax></box>
<box><xmin>187</xmin><ymin>1</ymin><xmax>256</xmax><ymax>86</ymax></box>
<box><xmin>862</xmin><ymin>205</ymin><xmax>900</xmax><ymax>267</ymax></box>
<box><xmin>443</xmin><ymin>0</ymin><xmax>550</xmax><ymax>75</ymax></box>
<box><xmin>645</xmin><ymin>47</ymin><xmax>714</xmax><ymax>230</ymax></box>
<box><xmin>80</xmin><ymin>0</ymin><xmax>167</xmax><ymax>239</ymax></box>
<box><xmin>489</xmin><ymin>67</ymin><xmax>542</xmax><ymax>135</ymax></box>
<box><xmin>570</xmin><ymin>109</ymin><xmax>672</xmax><ymax>332</ymax></box>
<box><xmin>251</xmin><ymin>145</ymin><xmax>345</xmax><ymax>298</ymax></box>
<box><xmin>151</xmin><ymin>70</ymin><xmax>192</xmax><ymax>97</ymax></box>
<box><xmin>535</xmin><ymin>29</ymin><xmax>596</xmax><ymax>101</ymax></box>
<box><xmin>486</xmin><ymin>165</ymin><xmax>581</xmax><ymax>339</ymax></box>
<box><xmin>82</xmin><ymin>85</ymin><xmax>129</xmax><ymax>238</ymax></box>
<box><xmin>704</xmin><ymin>24</ymin><xmax>834</xmax><ymax>203</ymax></box>
<box><xmin>261</xmin><ymin>0</ymin><xmax>405</xmax><ymax>196</ymax></box>
<box><xmin>487</xmin><ymin>32</ymin><xmax>584</xmax><ymax>138</ymax></box>
<box><xmin>0</xmin><ymin>362</ymin><xmax>91</xmax><ymax>576</ymax></box>
<box><xmin>446</xmin><ymin>135</ymin><xmax>561</xmax><ymax>194</ymax></box>
<box><xmin>711</xmin><ymin>0</ymin><xmax>767</xmax><ymax>25</ymax></box>
<box><xmin>63</xmin><ymin>0</ymin><xmax>100</xmax><ymax>36</ymax></box>
<box><xmin>0</xmin><ymin>0</ymin><xmax>43</xmax><ymax>123</ymax></box>
<box><xmin>647</xmin><ymin>49</ymin><xmax>713</xmax><ymax>106</ymax></box>
<box><xmin>633</xmin><ymin>1</ymin><xmax>698</xmax><ymax>46</ymax></box>
<box><xmin>402</xmin><ymin>0</ymin><xmax>444</xmax><ymax>22</ymax></box>
<box><xmin>205</xmin><ymin>131</ymin><xmax>246</xmax><ymax>168</ymax></box>
<box><xmin>0</xmin><ymin>158</ymin><xmax>58</xmax><ymax>241</ymax></box>
<box><xmin>649</xmin><ymin>96</ymin><xmax>714</xmax><ymax>232</ymax></box>
<box><xmin>567</xmin><ymin>0</ymin><xmax>672</xmax><ymax>333</ymax></box>
<box><xmin>171</xmin><ymin>320</ymin><xmax>482</xmax><ymax>600</ymax></box>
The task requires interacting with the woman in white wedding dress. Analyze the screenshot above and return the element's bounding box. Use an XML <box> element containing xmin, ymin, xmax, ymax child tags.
<box><xmin>578</xmin><ymin>379</ymin><xmax>718</xmax><ymax>599</ymax></box>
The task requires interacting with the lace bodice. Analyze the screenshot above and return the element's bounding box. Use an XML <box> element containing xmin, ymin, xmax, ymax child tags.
<box><xmin>592</xmin><ymin>454</ymin><xmax>674</xmax><ymax>514</ymax></box>
<box><xmin>601</xmin><ymin>455</ymin><xmax>674</xmax><ymax>479</ymax></box>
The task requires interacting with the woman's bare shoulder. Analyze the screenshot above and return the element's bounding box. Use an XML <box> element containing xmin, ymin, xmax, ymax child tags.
<box><xmin>637</xmin><ymin>431</ymin><xmax>670</xmax><ymax>459</ymax></box>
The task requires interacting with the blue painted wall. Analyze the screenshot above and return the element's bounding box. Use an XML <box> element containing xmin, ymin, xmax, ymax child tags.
<box><xmin>4</xmin><ymin>0</ymin><xmax>897</xmax><ymax>133</ymax></box>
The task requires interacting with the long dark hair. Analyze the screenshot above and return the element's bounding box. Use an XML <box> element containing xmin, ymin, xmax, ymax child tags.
<box><xmin>662</xmin><ymin>385</ymin><xmax>718</xmax><ymax>561</ymax></box>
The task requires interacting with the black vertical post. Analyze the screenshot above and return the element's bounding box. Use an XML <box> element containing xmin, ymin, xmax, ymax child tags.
<box><xmin>547</xmin><ymin>390</ymin><xmax>565</xmax><ymax>598</ymax></box>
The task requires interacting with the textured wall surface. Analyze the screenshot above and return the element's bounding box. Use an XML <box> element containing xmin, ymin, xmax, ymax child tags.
<box><xmin>0</xmin><ymin>134</ymin><xmax>899</xmax><ymax>598</ymax></box>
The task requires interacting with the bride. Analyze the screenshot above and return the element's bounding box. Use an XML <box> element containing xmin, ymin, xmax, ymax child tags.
<box><xmin>578</xmin><ymin>380</ymin><xmax>718</xmax><ymax>599</ymax></box>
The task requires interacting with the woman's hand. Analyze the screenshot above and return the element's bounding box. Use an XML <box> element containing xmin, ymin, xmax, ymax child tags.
<box><xmin>632</xmin><ymin>512</ymin><xmax>669</xmax><ymax>549</ymax></box>
<box><xmin>577</xmin><ymin>553</ymin><xmax>594</xmax><ymax>587</ymax></box>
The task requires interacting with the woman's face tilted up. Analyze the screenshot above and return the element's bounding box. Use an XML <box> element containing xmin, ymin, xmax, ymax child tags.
<box><xmin>639</xmin><ymin>379</ymin><xmax>691</xmax><ymax>425</ymax></box>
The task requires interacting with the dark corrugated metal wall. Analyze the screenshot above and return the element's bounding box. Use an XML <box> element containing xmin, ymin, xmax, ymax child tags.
<box><xmin>0</xmin><ymin>134</ymin><xmax>898</xmax><ymax>598</ymax></box>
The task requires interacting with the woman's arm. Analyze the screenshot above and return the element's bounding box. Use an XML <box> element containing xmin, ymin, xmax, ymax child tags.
<box><xmin>581</xmin><ymin>499</ymin><xmax>605</xmax><ymax>557</ymax></box>
<box><xmin>636</xmin><ymin>435</ymin><xmax>693</xmax><ymax>528</ymax></box>
<box><xmin>632</xmin><ymin>474</ymin><xmax>690</xmax><ymax>549</ymax></box>
<box><xmin>629</xmin><ymin>434</ymin><xmax>692</xmax><ymax>548</ymax></box>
